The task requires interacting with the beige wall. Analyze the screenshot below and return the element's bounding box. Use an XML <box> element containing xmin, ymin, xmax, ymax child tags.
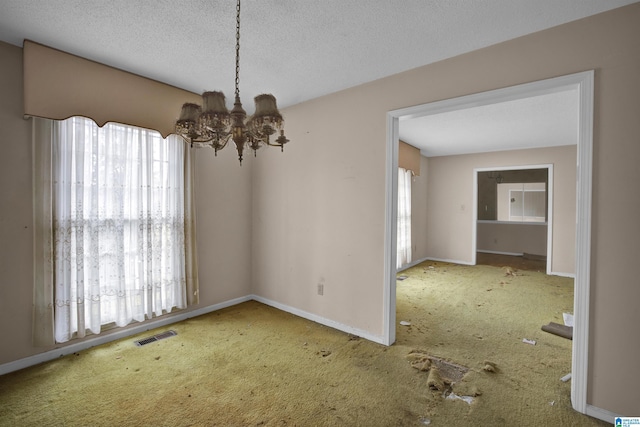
<box><xmin>477</xmin><ymin>222</ymin><xmax>547</xmax><ymax>257</ymax></box>
<box><xmin>250</xmin><ymin>101</ymin><xmax>388</xmax><ymax>335</ymax></box>
<box><xmin>425</xmin><ymin>146</ymin><xmax>576</xmax><ymax>274</ymax></box>
<box><xmin>193</xmin><ymin>147</ymin><xmax>253</xmax><ymax>304</ymax></box>
<box><xmin>0</xmin><ymin>41</ymin><xmax>253</xmax><ymax>364</ymax></box>
<box><xmin>0</xmin><ymin>41</ymin><xmax>35</xmax><ymax>365</ymax></box>
<box><xmin>253</xmin><ymin>4</ymin><xmax>640</xmax><ymax>414</ymax></box>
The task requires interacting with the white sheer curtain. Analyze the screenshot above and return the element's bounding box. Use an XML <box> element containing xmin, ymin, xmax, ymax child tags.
<box><xmin>397</xmin><ymin>167</ymin><xmax>412</xmax><ymax>269</ymax></box>
<box><xmin>33</xmin><ymin>117</ymin><xmax>198</xmax><ymax>344</ymax></box>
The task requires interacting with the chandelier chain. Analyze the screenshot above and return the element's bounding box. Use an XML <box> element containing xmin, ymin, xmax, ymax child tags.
<box><xmin>235</xmin><ymin>0</ymin><xmax>241</xmax><ymax>98</ymax></box>
<box><xmin>174</xmin><ymin>0</ymin><xmax>289</xmax><ymax>163</ymax></box>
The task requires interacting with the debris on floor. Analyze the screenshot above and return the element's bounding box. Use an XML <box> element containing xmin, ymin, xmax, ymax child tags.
<box><xmin>429</xmin><ymin>356</ymin><xmax>469</xmax><ymax>384</ymax></box>
<box><xmin>451</xmin><ymin>371</ymin><xmax>482</xmax><ymax>397</ymax></box>
<box><xmin>541</xmin><ymin>322</ymin><xmax>573</xmax><ymax>340</ymax></box>
<box><xmin>542</xmin><ymin>311</ymin><xmax>575</xmax><ymax>340</ymax></box>
<box><xmin>560</xmin><ymin>373</ymin><xmax>572</xmax><ymax>382</ymax></box>
<box><xmin>406</xmin><ymin>350</ymin><xmax>428</xmax><ymax>362</ymax></box>
<box><xmin>427</xmin><ymin>366</ymin><xmax>445</xmax><ymax>391</ymax></box>
<box><xmin>407</xmin><ymin>351</ymin><xmax>432</xmax><ymax>372</ymax></box>
<box><xmin>482</xmin><ymin>361</ymin><xmax>497</xmax><ymax>372</ymax></box>
<box><xmin>503</xmin><ymin>266</ymin><xmax>518</xmax><ymax>277</ymax></box>
<box><xmin>445</xmin><ymin>392</ymin><xmax>474</xmax><ymax>405</ymax></box>
<box><xmin>413</xmin><ymin>360</ymin><xmax>431</xmax><ymax>372</ymax></box>
<box><xmin>395</xmin><ymin>257</ymin><xmax>577</xmax><ymax>423</ymax></box>
<box><xmin>522</xmin><ymin>338</ymin><xmax>536</xmax><ymax>345</ymax></box>
<box><xmin>410</xmin><ymin>357</ymin><xmax>432</xmax><ymax>372</ymax></box>
<box><xmin>563</xmin><ymin>312</ymin><xmax>574</xmax><ymax>327</ymax></box>
<box><xmin>400</xmin><ymin>320</ymin><xmax>411</xmax><ymax>326</ymax></box>
<box><xmin>407</xmin><ymin>350</ymin><xmax>473</xmax><ymax>398</ymax></box>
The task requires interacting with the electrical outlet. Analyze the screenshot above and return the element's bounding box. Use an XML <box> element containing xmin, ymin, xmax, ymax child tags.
<box><xmin>317</xmin><ymin>283</ymin><xmax>324</xmax><ymax>296</ymax></box>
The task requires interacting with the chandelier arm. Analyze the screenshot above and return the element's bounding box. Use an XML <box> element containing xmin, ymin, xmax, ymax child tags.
<box><xmin>264</xmin><ymin>141</ymin><xmax>286</xmax><ymax>148</ymax></box>
<box><xmin>208</xmin><ymin>134</ymin><xmax>232</xmax><ymax>154</ymax></box>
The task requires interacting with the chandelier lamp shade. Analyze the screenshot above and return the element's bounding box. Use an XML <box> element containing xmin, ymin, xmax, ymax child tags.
<box><xmin>175</xmin><ymin>0</ymin><xmax>289</xmax><ymax>164</ymax></box>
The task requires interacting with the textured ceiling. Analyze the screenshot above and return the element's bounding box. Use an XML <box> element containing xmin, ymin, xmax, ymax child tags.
<box><xmin>0</xmin><ymin>0</ymin><xmax>637</xmax><ymax>155</ymax></box>
<box><xmin>400</xmin><ymin>89</ymin><xmax>580</xmax><ymax>157</ymax></box>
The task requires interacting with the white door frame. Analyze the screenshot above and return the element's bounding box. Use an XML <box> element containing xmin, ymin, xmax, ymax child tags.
<box><xmin>384</xmin><ymin>70</ymin><xmax>593</xmax><ymax>414</ymax></box>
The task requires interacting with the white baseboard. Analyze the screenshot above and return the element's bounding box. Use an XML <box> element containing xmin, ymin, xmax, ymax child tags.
<box><xmin>549</xmin><ymin>271</ymin><xmax>576</xmax><ymax>279</ymax></box>
<box><xmin>0</xmin><ymin>294</ymin><xmax>386</xmax><ymax>376</ymax></box>
<box><xmin>477</xmin><ymin>251</ymin><xmax>576</xmax><ymax>278</ymax></box>
<box><xmin>425</xmin><ymin>257</ymin><xmax>475</xmax><ymax>266</ymax></box>
<box><xmin>396</xmin><ymin>256</ymin><xmax>430</xmax><ymax>272</ymax></box>
<box><xmin>477</xmin><ymin>250</ymin><xmax>524</xmax><ymax>257</ymax></box>
<box><xmin>1</xmin><ymin>292</ymin><xmax>620</xmax><ymax>422</ymax></box>
<box><xmin>251</xmin><ymin>294</ymin><xmax>386</xmax><ymax>345</ymax></box>
<box><xmin>0</xmin><ymin>295</ymin><xmax>252</xmax><ymax>376</ymax></box>
<box><xmin>585</xmin><ymin>404</ymin><xmax>620</xmax><ymax>423</ymax></box>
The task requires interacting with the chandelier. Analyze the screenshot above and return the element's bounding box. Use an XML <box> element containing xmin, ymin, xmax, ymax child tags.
<box><xmin>175</xmin><ymin>0</ymin><xmax>289</xmax><ymax>164</ymax></box>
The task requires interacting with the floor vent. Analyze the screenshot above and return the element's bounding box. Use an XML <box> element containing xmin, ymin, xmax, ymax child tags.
<box><xmin>134</xmin><ymin>330</ymin><xmax>177</xmax><ymax>346</ymax></box>
<box><xmin>428</xmin><ymin>356</ymin><xmax>469</xmax><ymax>384</ymax></box>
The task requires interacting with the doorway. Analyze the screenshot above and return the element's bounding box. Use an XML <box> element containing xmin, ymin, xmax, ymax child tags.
<box><xmin>383</xmin><ymin>71</ymin><xmax>594</xmax><ymax>414</ymax></box>
<box><xmin>474</xmin><ymin>165</ymin><xmax>554</xmax><ymax>276</ymax></box>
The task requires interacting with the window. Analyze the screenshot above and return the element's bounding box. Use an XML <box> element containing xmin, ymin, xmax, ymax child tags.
<box><xmin>397</xmin><ymin>168</ymin><xmax>412</xmax><ymax>268</ymax></box>
<box><xmin>497</xmin><ymin>182</ymin><xmax>546</xmax><ymax>223</ymax></box>
<box><xmin>34</xmin><ymin>117</ymin><xmax>198</xmax><ymax>344</ymax></box>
